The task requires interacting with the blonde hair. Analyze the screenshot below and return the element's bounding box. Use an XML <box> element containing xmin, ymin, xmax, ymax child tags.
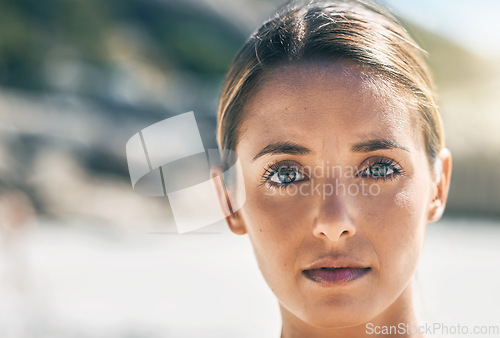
<box><xmin>216</xmin><ymin>0</ymin><xmax>444</xmax><ymax>169</ymax></box>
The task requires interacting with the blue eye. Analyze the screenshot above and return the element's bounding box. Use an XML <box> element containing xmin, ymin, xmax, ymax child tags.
<box><xmin>362</xmin><ymin>163</ymin><xmax>394</xmax><ymax>177</ymax></box>
<box><xmin>271</xmin><ymin>166</ymin><xmax>305</xmax><ymax>184</ymax></box>
<box><xmin>357</xmin><ymin>157</ymin><xmax>404</xmax><ymax>181</ymax></box>
<box><xmin>260</xmin><ymin>161</ymin><xmax>307</xmax><ymax>188</ymax></box>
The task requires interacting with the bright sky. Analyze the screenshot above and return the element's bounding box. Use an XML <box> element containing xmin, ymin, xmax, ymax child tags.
<box><xmin>381</xmin><ymin>0</ymin><xmax>500</xmax><ymax>57</ymax></box>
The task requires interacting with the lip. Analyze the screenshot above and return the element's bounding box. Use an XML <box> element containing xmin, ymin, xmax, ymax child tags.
<box><xmin>302</xmin><ymin>256</ymin><xmax>371</xmax><ymax>286</ymax></box>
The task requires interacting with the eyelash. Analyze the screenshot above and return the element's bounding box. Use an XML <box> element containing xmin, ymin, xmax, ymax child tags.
<box><xmin>259</xmin><ymin>160</ymin><xmax>308</xmax><ymax>190</ymax></box>
<box><xmin>258</xmin><ymin>157</ymin><xmax>406</xmax><ymax>190</ymax></box>
<box><xmin>356</xmin><ymin>157</ymin><xmax>406</xmax><ymax>182</ymax></box>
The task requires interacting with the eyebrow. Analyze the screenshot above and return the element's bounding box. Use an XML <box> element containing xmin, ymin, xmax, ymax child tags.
<box><xmin>252</xmin><ymin>141</ymin><xmax>312</xmax><ymax>162</ymax></box>
<box><xmin>351</xmin><ymin>139</ymin><xmax>409</xmax><ymax>153</ymax></box>
<box><xmin>252</xmin><ymin>138</ymin><xmax>409</xmax><ymax>162</ymax></box>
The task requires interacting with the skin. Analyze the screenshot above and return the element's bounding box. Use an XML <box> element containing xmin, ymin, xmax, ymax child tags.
<box><xmin>212</xmin><ymin>61</ymin><xmax>452</xmax><ymax>338</ymax></box>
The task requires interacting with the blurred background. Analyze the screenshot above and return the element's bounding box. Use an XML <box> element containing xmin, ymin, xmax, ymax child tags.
<box><xmin>0</xmin><ymin>0</ymin><xmax>499</xmax><ymax>337</ymax></box>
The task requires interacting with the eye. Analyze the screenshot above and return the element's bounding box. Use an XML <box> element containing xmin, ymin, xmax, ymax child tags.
<box><xmin>362</xmin><ymin>163</ymin><xmax>394</xmax><ymax>177</ymax></box>
<box><xmin>260</xmin><ymin>161</ymin><xmax>308</xmax><ymax>188</ymax></box>
<box><xmin>356</xmin><ymin>156</ymin><xmax>405</xmax><ymax>181</ymax></box>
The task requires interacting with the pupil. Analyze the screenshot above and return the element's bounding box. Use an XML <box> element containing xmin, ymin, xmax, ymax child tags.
<box><xmin>371</xmin><ymin>164</ymin><xmax>386</xmax><ymax>177</ymax></box>
<box><xmin>278</xmin><ymin>167</ymin><xmax>296</xmax><ymax>183</ymax></box>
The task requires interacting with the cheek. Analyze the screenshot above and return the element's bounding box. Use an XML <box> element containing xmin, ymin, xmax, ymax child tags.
<box><xmin>360</xmin><ymin>184</ymin><xmax>423</xmax><ymax>235</ymax></box>
<box><xmin>238</xmin><ymin>186</ymin><xmax>312</xmax><ymax>291</ymax></box>
<box><xmin>357</xmin><ymin>180</ymin><xmax>428</xmax><ymax>286</ymax></box>
<box><xmin>243</xmin><ymin>187</ymin><xmax>308</xmax><ymax>231</ymax></box>
<box><xmin>239</xmin><ymin>169</ymin><xmax>317</xmax><ymax>236</ymax></box>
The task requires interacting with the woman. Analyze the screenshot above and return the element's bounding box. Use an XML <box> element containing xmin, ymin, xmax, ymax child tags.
<box><xmin>211</xmin><ymin>0</ymin><xmax>452</xmax><ymax>336</ymax></box>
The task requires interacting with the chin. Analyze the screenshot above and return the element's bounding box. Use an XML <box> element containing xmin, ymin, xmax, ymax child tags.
<box><xmin>308</xmin><ymin>313</ymin><xmax>368</xmax><ymax>329</ymax></box>
<box><xmin>291</xmin><ymin>300</ymin><xmax>376</xmax><ymax>329</ymax></box>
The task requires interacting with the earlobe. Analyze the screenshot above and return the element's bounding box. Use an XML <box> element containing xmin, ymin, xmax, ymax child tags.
<box><xmin>427</xmin><ymin>148</ymin><xmax>453</xmax><ymax>223</ymax></box>
<box><xmin>226</xmin><ymin>210</ymin><xmax>247</xmax><ymax>235</ymax></box>
<box><xmin>210</xmin><ymin>165</ymin><xmax>247</xmax><ymax>235</ymax></box>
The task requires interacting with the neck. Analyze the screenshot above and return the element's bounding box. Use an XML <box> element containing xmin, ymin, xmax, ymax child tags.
<box><xmin>280</xmin><ymin>283</ymin><xmax>423</xmax><ymax>338</ymax></box>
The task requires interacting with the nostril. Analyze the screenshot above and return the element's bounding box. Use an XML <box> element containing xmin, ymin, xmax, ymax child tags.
<box><xmin>314</xmin><ymin>224</ymin><xmax>356</xmax><ymax>242</ymax></box>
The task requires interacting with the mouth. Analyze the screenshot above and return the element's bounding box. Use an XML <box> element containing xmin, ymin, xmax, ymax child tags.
<box><xmin>302</xmin><ymin>267</ymin><xmax>371</xmax><ymax>286</ymax></box>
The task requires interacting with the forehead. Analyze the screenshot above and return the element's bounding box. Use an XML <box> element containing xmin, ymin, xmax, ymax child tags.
<box><xmin>237</xmin><ymin>62</ymin><xmax>420</xmax><ymax>155</ymax></box>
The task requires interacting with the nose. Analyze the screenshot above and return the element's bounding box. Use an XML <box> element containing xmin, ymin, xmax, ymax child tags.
<box><xmin>312</xmin><ymin>193</ymin><xmax>356</xmax><ymax>242</ymax></box>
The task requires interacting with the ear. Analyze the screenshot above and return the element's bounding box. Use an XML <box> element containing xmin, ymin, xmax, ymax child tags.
<box><xmin>210</xmin><ymin>165</ymin><xmax>247</xmax><ymax>235</ymax></box>
<box><xmin>427</xmin><ymin>148</ymin><xmax>453</xmax><ymax>223</ymax></box>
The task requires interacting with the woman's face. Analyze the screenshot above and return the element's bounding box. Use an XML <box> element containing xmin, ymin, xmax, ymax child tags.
<box><xmin>220</xmin><ymin>62</ymin><xmax>446</xmax><ymax>328</ymax></box>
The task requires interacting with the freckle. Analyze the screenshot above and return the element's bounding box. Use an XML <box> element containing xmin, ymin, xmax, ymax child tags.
<box><xmin>259</xmin><ymin>228</ymin><xmax>263</xmax><ymax>232</ymax></box>
<box><xmin>395</xmin><ymin>189</ymin><xmax>411</xmax><ymax>209</ymax></box>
